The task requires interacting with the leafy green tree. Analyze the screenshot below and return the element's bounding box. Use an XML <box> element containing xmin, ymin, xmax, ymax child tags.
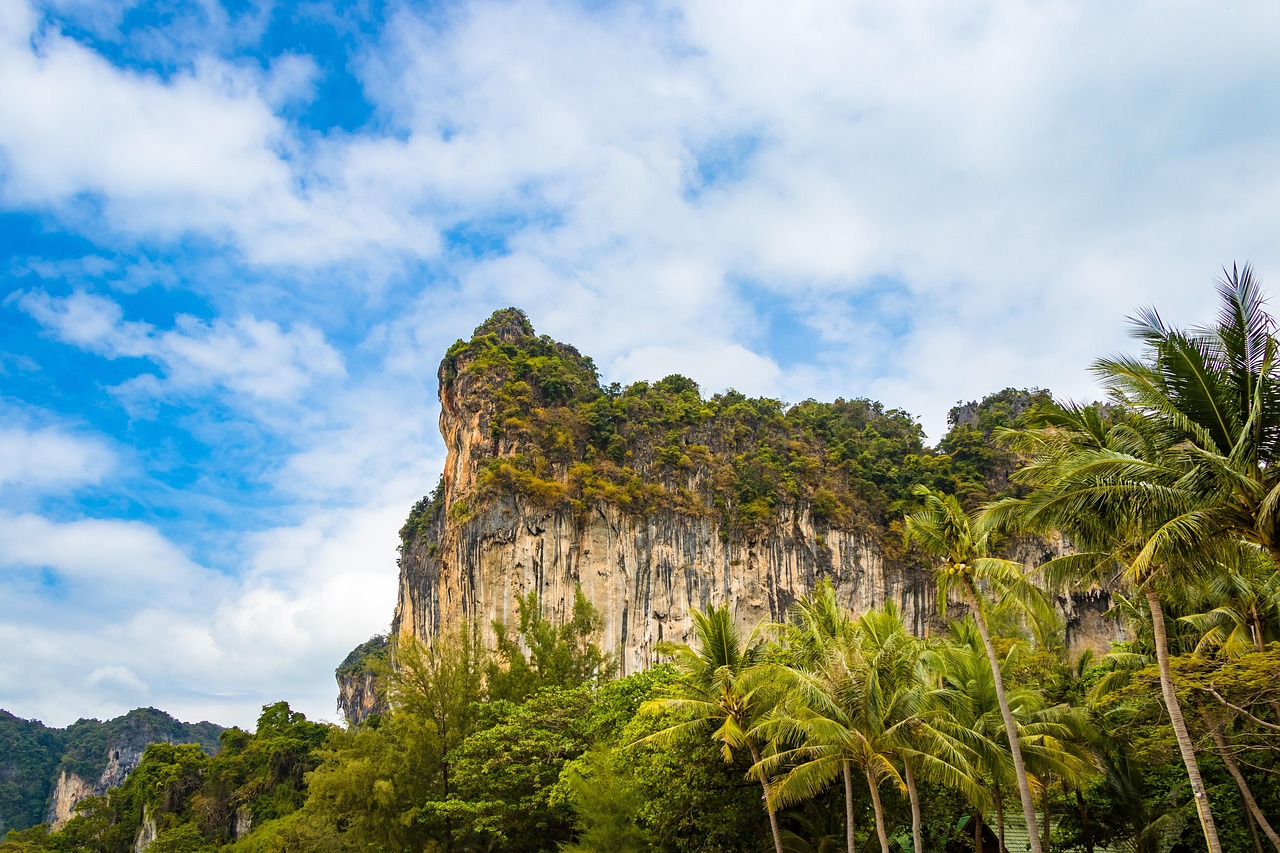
<box><xmin>556</xmin><ymin>746</ymin><xmax>653</xmax><ymax>853</ymax></box>
<box><xmin>146</xmin><ymin>824</ymin><xmax>214</xmax><ymax>853</ymax></box>
<box><xmin>488</xmin><ymin>587</ymin><xmax>614</xmax><ymax>703</ymax></box>
<box><xmin>295</xmin><ymin>712</ymin><xmax>440</xmax><ymax>851</ymax></box>
<box><xmin>387</xmin><ymin>625</ymin><xmax>486</xmax><ymax>852</ymax></box>
<box><xmin>444</xmin><ymin>686</ymin><xmax>600</xmax><ymax>850</ymax></box>
<box><xmin>637</xmin><ymin>603</ymin><xmax>785</xmax><ymax>853</ymax></box>
<box><xmin>622</xmin><ymin>709</ymin><xmax>767</xmax><ymax>853</ymax></box>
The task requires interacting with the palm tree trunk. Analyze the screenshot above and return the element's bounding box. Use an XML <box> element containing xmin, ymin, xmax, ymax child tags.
<box><xmin>1042</xmin><ymin>779</ymin><xmax>1052</xmax><ymax>852</ymax></box>
<box><xmin>865</xmin><ymin>767</ymin><xmax>892</xmax><ymax>853</ymax></box>
<box><xmin>1145</xmin><ymin>588</ymin><xmax>1222</xmax><ymax>853</ymax></box>
<box><xmin>904</xmin><ymin>759</ymin><xmax>923</xmax><ymax>853</ymax></box>
<box><xmin>1202</xmin><ymin>709</ymin><xmax>1280</xmax><ymax>851</ymax></box>
<box><xmin>1075</xmin><ymin>788</ymin><xmax>1093</xmax><ymax>853</ymax></box>
<box><xmin>844</xmin><ymin>760</ymin><xmax>857</xmax><ymax>853</ymax></box>
<box><xmin>974</xmin><ymin>810</ymin><xmax>984</xmax><ymax>853</ymax></box>
<box><xmin>748</xmin><ymin>741</ymin><xmax>786</xmax><ymax>853</ymax></box>
<box><xmin>964</xmin><ymin>579</ymin><xmax>1043</xmax><ymax>853</ymax></box>
<box><xmin>993</xmin><ymin>782</ymin><xmax>1005</xmax><ymax>853</ymax></box>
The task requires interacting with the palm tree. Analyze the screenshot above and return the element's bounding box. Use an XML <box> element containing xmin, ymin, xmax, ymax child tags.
<box><xmin>859</xmin><ymin>605</ymin><xmax>982</xmax><ymax>853</ymax></box>
<box><xmin>759</xmin><ymin>602</ymin><xmax>979</xmax><ymax>853</ymax></box>
<box><xmin>995</xmin><ymin>396</ymin><xmax>1227</xmax><ymax>852</ymax></box>
<box><xmin>636</xmin><ymin>603</ymin><xmax>786</xmax><ymax>853</ymax></box>
<box><xmin>933</xmin><ymin>620</ymin><xmax>1088</xmax><ymax>853</ymax></box>
<box><xmin>1178</xmin><ymin>551</ymin><xmax>1280</xmax><ymax>851</ymax></box>
<box><xmin>995</xmin><ymin>266</ymin><xmax>1280</xmax><ymax>853</ymax></box>
<box><xmin>770</xmin><ymin>581</ymin><xmax>862</xmax><ymax>852</ymax></box>
<box><xmin>775</xmin><ymin>579</ymin><xmax>856</xmax><ymax>670</ymax></box>
<box><xmin>904</xmin><ymin>485</ymin><xmax>1052</xmax><ymax>853</ymax></box>
<box><xmin>1180</xmin><ymin>545</ymin><xmax>1280</xmax><ymax>655</ymax></box>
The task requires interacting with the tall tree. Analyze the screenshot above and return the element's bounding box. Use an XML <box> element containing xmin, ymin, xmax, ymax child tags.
<box><xmin>995</xmin><ymin>267</ymin><xmax>1280</xmax><ymax>853</ymax></box>
<box><xmin>995</xmin><ymin>397</ymin><xmax>1227</xmax><ymax>852</ymax></box>
<box><xmin>904</xmin><ymin>486</ymin><xmax>1052</xmax><ymax>853</ymax></box>
<box><xmin>636</xmin><ymin>603</ymin><xmax>786</xmax><ymax>853</ymax></box>
<box><xmin>387</xmin><ymin>625</ymin><xmax>486</xmax><ymax>853</ymax></box>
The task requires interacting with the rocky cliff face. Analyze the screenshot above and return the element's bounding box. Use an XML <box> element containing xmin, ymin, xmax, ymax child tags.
<box><xmin>48</xmin><ymin>744</ymin><xmax>142</xmax><ymax>828</ymax></box>
<box><xmin>390</xmin><ymin>310</ymin><xmax>1117</xmax><ymax>671</ymax></box>
<box><xmin>397</xmin><ymin>499</ymin><xmax>940</xmax><ymax>675</ymax></box>
<box><xmin>335</xmin><ymin>634</ymin><xmax>389</xmax><ymax>726</ymax></box>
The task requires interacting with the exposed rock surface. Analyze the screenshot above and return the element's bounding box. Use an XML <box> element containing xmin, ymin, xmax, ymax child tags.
<box><xmin>233</xmin><ymin>806</ymin><xmax>253</xmax><ymax>840</ymax></box>
<box><xmin>48</xmin><ymin>743</ymin><xmax>147</xmax><ymax>828</ymax></box>
<box><xmin>46</xmin><ymin>770</ymin><xmax>97</xmax><ymax>830</ymax></box>
<box><xmin>388</xmin><ymin>310</ymin><xmax>1119</xmax><ymax>673</ymax></box>
<box><xmin>335</xmin><ymin>634</ymin><xmax>389</xmax><ymax>726</ymax></box>
<box><xmin>133</xmin><ymin>805</ymin><xmax>157</xmax><ymax>853</ymax></box>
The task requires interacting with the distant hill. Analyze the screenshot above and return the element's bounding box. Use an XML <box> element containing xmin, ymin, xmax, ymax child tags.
<box><xmin>0</xmin><ymin>707</ymin><xmax>223</xmax><ymax>833</ymax></box>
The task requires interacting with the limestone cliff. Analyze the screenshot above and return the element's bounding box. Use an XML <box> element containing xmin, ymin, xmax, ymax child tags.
<box><xmin>47</xmin><ymin>742</ymin><xmax>145</xmax><ymax>828</ymax></box>
<box><xmin>335</xmin><ymin>634</ymin><xmax>389</xmax><ymax>726</ymax></box>
<box><xmin>390</xmin><ymin>309</ymin><xmax>1116</xmax><ymax>672</ymax></box>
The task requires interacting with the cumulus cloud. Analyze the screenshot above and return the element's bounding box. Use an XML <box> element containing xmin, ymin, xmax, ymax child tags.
<box><xmin>19</xmin><ymin>290</ymin><xmax>345</xmax><ymax>403</ymax></box>
<box><xmin>0</xmin><ymin>500</ymin><xmax>403</xmax><ymax>728</ymax></box>
<box><xmin>0</xmin><ymin>511</ymin><xmax>209</xmax><ymax>589</ymax></box>
<box><xmin>0</xmin><ymin>424</ymin><xmax>115</xmax><ymax>490</ymax></box>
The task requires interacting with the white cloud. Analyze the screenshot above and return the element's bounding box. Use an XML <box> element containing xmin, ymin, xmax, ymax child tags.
<box><xmin>0</xmin><ymin>511</ymin><xmax>207</xmax><ymax>586</ymax></box>
<box><xmin>0</xmin><ymin>424</ymin><xmax>115</xmax><ymax>490</ymax></box>
<box><xmin>20</xmin><ymin>290</ymin><xmax>345</xmax><ymax>403</ymax></box>
<box><xmin>0</xmin><ymin>500</ymin><xmax>403</xmax><ymax>728</ymax></box>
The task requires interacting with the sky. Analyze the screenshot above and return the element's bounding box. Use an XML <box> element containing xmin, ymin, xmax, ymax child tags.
<box><xmin>3</xmin><ymin>0</ymin><xmax>1280</xmax><ymax>730</ymax></box>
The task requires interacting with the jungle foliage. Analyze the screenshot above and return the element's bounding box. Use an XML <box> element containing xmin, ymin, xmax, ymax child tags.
<box><xmin>0</xmin><ymin>709</ymin><xmax>222</xmax><ymax>837</ymax></box>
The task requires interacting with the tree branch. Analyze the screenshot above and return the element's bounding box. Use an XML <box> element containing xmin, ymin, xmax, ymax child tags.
<box><xmin>1200</xmin><ymin>686</ymin><xmax>1280</xmax><ymax>733</ymax></box>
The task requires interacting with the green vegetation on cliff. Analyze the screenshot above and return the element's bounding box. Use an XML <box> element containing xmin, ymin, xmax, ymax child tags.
<box><xmin>408</xmin><ymin>308</ymin><xmax>1048</xmax><ymax>548</ymax></box>
<box><xmin>0</xmin><ymin>708</ymin><xmax>223</xmax><ymax>835</ymax></box>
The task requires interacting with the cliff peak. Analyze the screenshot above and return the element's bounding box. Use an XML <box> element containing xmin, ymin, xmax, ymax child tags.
<box><xmin>473</xmin><ymin>307</ymin><xmax>535</xmax><ymax>342</ymax></box>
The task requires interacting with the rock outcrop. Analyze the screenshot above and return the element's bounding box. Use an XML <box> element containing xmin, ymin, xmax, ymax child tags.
<box><xmin>48</xmin><ymin>743</ymin><xmax>145</xmax><ymax>828</ymax></box>
<box><xmin>335</xmin><ymin>634</ymin><xmax>389</xmax><ymax>726</ymax></box>
<box><xmin>388</xmin><ymin>309</ymin><xmax>1118</xmax><ymax>673</ymax></box>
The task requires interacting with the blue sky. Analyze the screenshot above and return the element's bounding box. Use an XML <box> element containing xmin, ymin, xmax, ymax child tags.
<box><xmin>3</xmin><ymin>0</ymin><xmax>1280</xmax><ymax>729</ymax></box>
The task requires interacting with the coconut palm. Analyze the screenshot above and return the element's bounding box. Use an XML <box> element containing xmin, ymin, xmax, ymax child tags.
<box><xmin>1180</xmin><ymin>545</ymin><xmax>1280</xmax><ymax>655</ymax></box>
<box><xmin>934</xmin><ymin>619</ymin><xmax>1089</xmax><ymax>853</ymax></box>
<box><xmin>775</xmin><ymin>579</ymin><xmax>856</xmax><ymax>670</ymax></box>
<box><xmin>636</xmin><ymin>603</ymin><xmax>786</xmax><ymax>853</ymax></box>
<box><xmin>994</xmin><ymin>269</ymin><xmax>1280</xmax><ymax>853</ymax></box>
<box><xmin>759</xmin><ymin>602</ymin><xmax>979</xmax><ymax>853</ymax></box>
<box><xmin>994</xmin><ymin>396</ymin><xmax>1227</xmax><ymax>852</ymax></box>
<box><xmin>904</xmin><ymin>485</ymin><xmax>1052</xmax><ymax>853</ymax></box>
<box><xmin>858</xmin><ymin>605</ymin><xmax>983</xmax><ymax>853</ymax></box>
